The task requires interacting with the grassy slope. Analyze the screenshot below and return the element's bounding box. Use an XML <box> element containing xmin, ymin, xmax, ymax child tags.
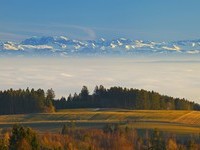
<box><xmin>0</xmin><ymin>109</ymin><xmax>200</xmax><ymax>134</ymax></box>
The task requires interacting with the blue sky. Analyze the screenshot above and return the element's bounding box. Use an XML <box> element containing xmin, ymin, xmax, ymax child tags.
<box><xmin>1</xmin><ymin>0</ymin><xmax>200</xmax><ymax>41</ymax></box>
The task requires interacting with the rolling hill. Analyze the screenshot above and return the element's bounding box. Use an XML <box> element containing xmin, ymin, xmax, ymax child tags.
<box><xmin>0</xmin><ymin>109</ymin><xmax>200</xmax><ymax>134</ymax></box>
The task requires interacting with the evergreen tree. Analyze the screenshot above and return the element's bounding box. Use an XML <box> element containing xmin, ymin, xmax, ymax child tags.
<box><xmin>0</xmin><ymin>88</ymin><xmax>55</xmax><ymax>114</ymax></box>
<box><xmin>80</xmin><ymin>86</ymin><xmax>89</xmax><ymax>99</ymax></box>
<box><xmin>9</xmin><ymin>125</ymin><xmax>39</xmax><ymax>150</ymax></box>
<box><xmin>46</xmin><ymin>89</ymin><xmax>55</xmax><ymax>106</ymax></box>
<box><xmin>149</xmin><ymin>129</ymin><xmax>165</xmax><ymax>150</ymax></box>
<box><xmin>53</xmin><ymin>85</ymin><xmax>200</xmax><ymax>111</ymax></box>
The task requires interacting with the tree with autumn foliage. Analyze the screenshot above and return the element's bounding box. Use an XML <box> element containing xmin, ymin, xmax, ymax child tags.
<box><xmin>9</xmin><ymin>125</ymin><xmax>39</xmax><ymax>150</ymax></box>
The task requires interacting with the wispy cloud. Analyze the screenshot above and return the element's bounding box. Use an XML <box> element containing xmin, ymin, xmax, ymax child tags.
<box><xmin>0</xmin><ymin>23</ymin><xmax>97</xmax><ymax>41</ymax></box>
<box><xmin>67</xmin><ymin>25</ymin><xmax>96</xmax><ymax>40</ymax></box>
<box><xmin>0</xmin><ymin>32</ymin><xmax>29</xmax><ymax>42</ymax></box>
<box><xmin>60</xmin><ymin>73</ymin><xmax>73</xmax><ymax>78</ymax></box>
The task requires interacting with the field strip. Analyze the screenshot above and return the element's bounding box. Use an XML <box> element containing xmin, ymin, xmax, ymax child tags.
<box><xmin>1</xmin><ymin>109</ymin><xmax>200</xmax><ymax>134</ymax></box>
<box><xmin>0</xmin><ymin>110</ymin><xmax>200</xmax><ymax>126</ymax></box>
<box><xmin>172</xmin><ymin>111</ymin><xmax>196</xmax><ymax>123</ymax></box>
<box><xmin>0</xmin><ymin>120</ymin><xmax>200</xmax><ymax>134</ymax></box>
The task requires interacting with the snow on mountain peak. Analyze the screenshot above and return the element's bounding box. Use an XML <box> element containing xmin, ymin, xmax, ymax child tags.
<box><xmin>3</xmin><ymin>42</ymin><xmax>20</xmax><ymax>51</ymax></box>
<box><xmin>1</xmin><ymin>36</ymin><xmax>200</xmax><ymax>56</ymax></box>
<box><xmin>59</xmin><ymin>36</ymin><xmax>69</xmax><ymax>41</ymax></box>
<box><xmin>162</xmin><ymin>45</ymin><xmax>181</xmax><ymax>51</ymax></box>
<box><xmin>100</xmin><ymin>38</ymin><xmax>106</xmax><ymax>42</ymax></box>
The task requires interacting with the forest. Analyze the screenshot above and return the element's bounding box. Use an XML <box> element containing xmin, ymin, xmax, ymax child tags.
<box><xmin>0</xmin><ymin>86</ymin><xmax>200</xmax><ymax>115</ymax></box>
<box><xmin>54</xmin><ymin>85</ymin><xmax>200</xmax><ymax>111</ymax></box>
<box><xmin>0</xmin><ymin>124</ymin><xmax>199</xmax><ymax>150</ymax></box>
<box><xmin>0</xmin><ymin>88</ymin><xmax>55</xmax><ymax>115</ymax></box>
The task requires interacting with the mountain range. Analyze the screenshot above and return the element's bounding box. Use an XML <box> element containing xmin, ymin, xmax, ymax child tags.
<box><xmin>0</xmin><ymin>36</ymin><xmax>200</xmax><ymax>56</ymax></box>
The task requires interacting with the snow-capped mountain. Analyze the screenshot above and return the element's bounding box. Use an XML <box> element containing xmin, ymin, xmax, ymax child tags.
<box><xmin>0</xmin><ymin>36</ymin><xmax>200</xmax><ymax>56</ymax></box>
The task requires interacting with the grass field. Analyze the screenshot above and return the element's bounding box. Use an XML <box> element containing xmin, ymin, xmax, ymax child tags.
<box><xmin>0</xmin><ymin>109</ymin><xmax>200</xmax><ymax>134</ymax></box>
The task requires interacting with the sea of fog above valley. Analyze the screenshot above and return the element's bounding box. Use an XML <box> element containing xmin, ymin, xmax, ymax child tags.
<box><xmin>0</xmin><ymin>56</ymin><xmax>200</xmax><ymax>103</ymax></box>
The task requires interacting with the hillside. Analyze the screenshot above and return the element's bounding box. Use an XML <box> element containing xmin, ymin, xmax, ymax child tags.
<box><xmin>0</xmin><ymin>87</ymin><xmax>199</xmax><ymax>116</ymax></box>
<box><xmin>54</xmin><ymin>86</ymin><xmax>200</xmax><ymax>111</ymax></box>
<box><xmin>0</xmin><ymin>109</ymin><xmax>200</xmax><ymax>134</ymax></box>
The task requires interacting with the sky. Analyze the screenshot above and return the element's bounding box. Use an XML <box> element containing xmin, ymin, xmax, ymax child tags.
<box><xmin>1</xmin><ymin>0</ymin><xmax>200</xmax><ymax>41</ymax></box>
<box><xmin>1</xmin><ymin>1</ymin><xmax>200</xmax><ymax>103</ymax></box>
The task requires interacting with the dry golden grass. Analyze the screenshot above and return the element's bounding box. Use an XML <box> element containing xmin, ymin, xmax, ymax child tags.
<box><xmin>0</xmin><ymin>109</ymin><xmax>200</xmax><ymax>134</ymax></box>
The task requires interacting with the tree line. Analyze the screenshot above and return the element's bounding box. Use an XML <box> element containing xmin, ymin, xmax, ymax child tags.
<box><xmin>0</xmin><ymin>86</ymin><xmax>199</xmax><ymax>115</ymax></box>
<box><xmin>54</xmin><ymin>85</ymin><xmax>200</xmax><ymax>110</ymax></box>
<box><xmin>0</xmin><ymin>88</ymin><xmax>55</xmax><ymax>115</ymax></box>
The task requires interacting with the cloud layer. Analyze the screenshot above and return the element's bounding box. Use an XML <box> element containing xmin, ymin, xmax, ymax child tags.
<box><xmin>0</xmin><ymin>57</ymin><xmax>200</xmax><ymax>103</ymax></box>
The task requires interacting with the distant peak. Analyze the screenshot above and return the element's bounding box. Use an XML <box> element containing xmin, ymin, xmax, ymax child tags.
<box><xmin>1</xmin><ymin>35</ymin><xmax>200</xmax><ymax>56</ymax></box>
